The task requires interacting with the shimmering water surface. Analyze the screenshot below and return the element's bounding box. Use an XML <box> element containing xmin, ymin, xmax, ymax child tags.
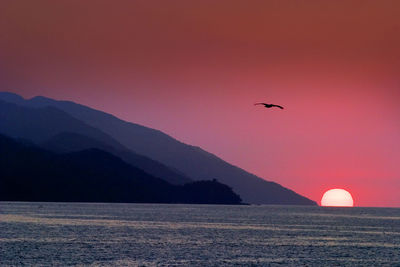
<box><xmin>1</xmin><ymin>202</ymin><xmax>399</xmax><ymax>266</ymax></box>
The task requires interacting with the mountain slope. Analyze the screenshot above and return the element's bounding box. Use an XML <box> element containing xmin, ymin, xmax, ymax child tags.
<box><xmin>0</xmin><ymin>99</ymin><xmax>124</xmax><ymax>148</ymax></box>
<box><xmin>0</xmin><ymin>99</ymin><xmax>192</xmax><ymax>185</ymax></box>
<box><xmin>41</xmin><ymin>132</ymin><xmax>192</xmax><ymax>185</ymax></box>
<box><xmin>0</xmin><ymin>92</ymin><xmax>316</xmax><ymax>205</ymax></box>
<box><xmin>0</xmin><ymin>134</ymin><xmax>241</xmax><ymax>204</ymax></box>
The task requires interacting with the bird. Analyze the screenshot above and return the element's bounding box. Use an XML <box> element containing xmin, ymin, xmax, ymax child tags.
<box><xmin>254</xmin><ymin>102</ymin><xmax>284</xmax><ymax>109</ymax></box>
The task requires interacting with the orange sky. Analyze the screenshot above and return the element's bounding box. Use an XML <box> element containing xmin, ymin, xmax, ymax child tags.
<box><xmin>1</xmin><ymin>0</ymin><xmax>399</xmax><ymax>206</ymax></box>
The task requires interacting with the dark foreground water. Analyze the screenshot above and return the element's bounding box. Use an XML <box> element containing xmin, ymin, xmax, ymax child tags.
<box><xmin>0</xmin><ymin>202</ymin><xmax>399</xmax><ymax>266</ymax></box>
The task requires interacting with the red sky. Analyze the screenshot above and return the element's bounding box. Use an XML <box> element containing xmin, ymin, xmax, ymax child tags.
<box><xmin>1</xmin><ymin>0</ymin><xmax>399</xmax><ymax>207</ymax></box>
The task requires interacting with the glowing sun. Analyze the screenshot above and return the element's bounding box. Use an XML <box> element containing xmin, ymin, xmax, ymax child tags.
<box><xmin>321</xmin><ymin>189</ymin><xmax>354</xmax><ymax>207</ymax></box>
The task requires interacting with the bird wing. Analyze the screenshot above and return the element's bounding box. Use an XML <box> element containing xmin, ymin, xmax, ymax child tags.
<box><xmin>272</xmin><ymin>105</ymin><xmax>284</xmax><ymax>109</ymax></box>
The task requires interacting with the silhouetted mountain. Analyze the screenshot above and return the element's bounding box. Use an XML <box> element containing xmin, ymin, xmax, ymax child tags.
<box><xmin>0</xmin><ymin>92</ymin><xmax>25</xmax><ymax>104</ymax></box>
<box><xmin>41</xmin><ymin>132</ymin><xmax>192</xmax><ymax>185</ymax></box>
<box><xmin>0</xmin><ymin>134</ymin><xmax>241</xmax><ymax>204</ymax></box>
<box><xmin>0</xmin><ymin>92</ymin><xmax>317</xmax><ymax>205</ymax></box>
<box><xmin>181</xmin><ymin>179</ymin><xmax>242</xmax><ymax>204</ymax></box>
<box><xmin>0</xmin><ymin>99</ymin><xmax>192</xmax><ymax>185</ymax></box>
<box><xmin>0</xmin><ymin>99</ymin><xmax>124</xmax><ymax>149</ymax></box>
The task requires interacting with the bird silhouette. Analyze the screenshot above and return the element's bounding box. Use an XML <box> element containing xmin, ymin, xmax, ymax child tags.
<box><xmin>254</xmin><ymin>103</ymin><xmax>284</xmax><ymax>109</ymax></box>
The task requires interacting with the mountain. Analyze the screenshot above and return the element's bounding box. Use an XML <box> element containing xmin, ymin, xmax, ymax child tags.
<box><xmin>0</xmin><ymin>99</ymin><xmax>192</xmax><ymax>185</ymax></box>
<box><xmin>0</xmin><ymin>99</ymin><xmax>124</xmax><ymax>148</ymax></box>
<box><xmin>0</xmin><ymin>134</ymin><xmax>241</xmax><ymax>204</ymax></box>
<box><xmin>41</xmin><ymin>132</ymin><xmax>192</xmax><ymax>185</ymax></box>
<box><xmin>0</xmin><ymin>92</ymin><xmax>317</xmax><ymax>205</ymax></box>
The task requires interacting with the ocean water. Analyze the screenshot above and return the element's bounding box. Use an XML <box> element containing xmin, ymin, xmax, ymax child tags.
<box><xmin>0</xmin><ymin>202</ymin><xmax>399</xmax><ymax>266</ymax></box>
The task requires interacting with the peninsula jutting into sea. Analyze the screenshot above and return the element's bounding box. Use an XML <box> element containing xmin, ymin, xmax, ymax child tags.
<box><xmin>0</xmin><ymin>92</ymin><xmax>315</xmax><ymax>205</ymax></box>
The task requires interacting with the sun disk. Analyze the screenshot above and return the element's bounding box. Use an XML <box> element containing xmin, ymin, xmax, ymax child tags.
<box><xmin>321</xmin><ymin>188</ymin><xmax>354</xmax><ymax>207</ymax></box>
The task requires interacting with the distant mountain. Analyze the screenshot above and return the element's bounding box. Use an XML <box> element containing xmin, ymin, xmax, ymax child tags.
<box><xmin>0</xmin><ymin>99</ymin><xmax>124</xmax><ymax>149</ymax></box>
<box><xmin>0</xmin><ymin>134</ymin><xmax>241</xmax><ymax>204</ymax></box>
<box><xmin>41</xmin><ymin>132</ymin><xmax>192</xmax><ymax>185</ymax></box>
<box><xmin>0</xmin><ymin>99</ymin><xmax>191</xmax><ymax>185</ymax></box>
<box><xmin>0</xmin><ymin>92</ymin><xmax>317</xmax><ymax>205</ymax></box>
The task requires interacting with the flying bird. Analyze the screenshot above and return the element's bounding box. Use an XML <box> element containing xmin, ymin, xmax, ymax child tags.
<box><xmin>254</xmin><ymin>102</ymin><xmax>284</xmax><ymax>109</ymax></box>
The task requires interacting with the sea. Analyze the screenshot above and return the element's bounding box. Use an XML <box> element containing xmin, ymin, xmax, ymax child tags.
<box><xmin>0</xmin><ymin>202</ymin><xmax>399</xmax><ymax>266</ymax></box>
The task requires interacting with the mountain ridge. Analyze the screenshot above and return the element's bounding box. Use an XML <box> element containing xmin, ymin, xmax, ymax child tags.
<box><xmin>0</xmin><ymin>98</ymin><xmax>192</xmax><ymax>185</ymax></box>
<box><xmin>0</xmin><ymin>134</ymin><xmax>241</xmax><ymax>204</ymax></box>
<box><xmin>0</xmin><ymin>92</ymin><xmax>317</xmax><ymax>205</ymax></box>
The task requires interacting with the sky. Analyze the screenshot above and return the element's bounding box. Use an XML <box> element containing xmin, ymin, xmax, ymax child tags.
<box><xmin>1</xmin><ymin>0</ymin><xmax>399</xmax><ymax>207</ymax></box>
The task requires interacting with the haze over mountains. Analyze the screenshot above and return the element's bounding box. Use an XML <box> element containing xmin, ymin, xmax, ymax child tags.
<box><xmin>0</xmin><ymin>92</ymin><xmax>316</xmax><ymax>205</ymax></box>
